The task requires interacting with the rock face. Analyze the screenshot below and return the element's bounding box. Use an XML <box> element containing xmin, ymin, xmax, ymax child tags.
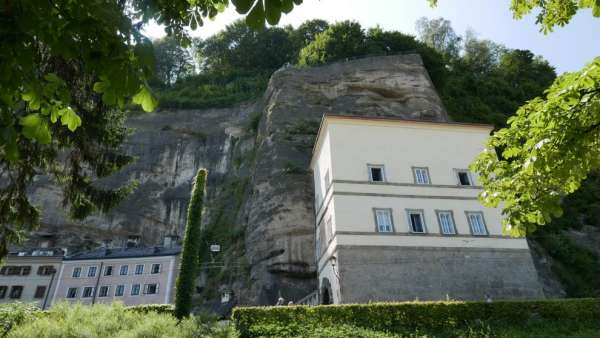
<box><xmin>30</xmin><ymin>54</ymin><xmax>450</xmax><ymax>304</ymax></box>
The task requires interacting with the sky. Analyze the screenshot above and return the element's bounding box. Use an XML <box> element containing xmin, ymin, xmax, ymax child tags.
<box><xmin>143</xmin><ymin>0</ymin><xmax>600</xmax><ymax>74</ymax></box>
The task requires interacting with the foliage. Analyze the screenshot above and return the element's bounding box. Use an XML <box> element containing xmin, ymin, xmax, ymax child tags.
<box><xmin>127</xmin><ymin>304</ymin><xmax>174</xmax><ymax>315</ymax></box>
<box><xmin>175</xmin><ymin>168</ymin><xmax>208</xmax><ymax>319</ymax></box>
<box><xmin>4</xmin><ymin>302</ymin><xmax>232</xmax><ymax>338</ymax></box>
<box><xmin>415</xmin><ymin>17</ymin><xmax>461</xmax><ymax>60</ymax></box>
<box><xmin>233</xmin><ymin>298</ymin><xmax>600</xmax><ymax>337</ymax></box>
<box><xmin>232</xmin><ymin>0</ymin><xmax>303</xmax><ymax>29</ymax></box>
<box><xmin>471</xmin><ymin>57</ymin><xmax>600</xmax><ymax>236</ymax></box>
<box><xmin>0</xmin><ymin>303</ymin><xmax>40</xmax><ymax>337</ymax></box>
<box><xmin>298</xmin><ymin>21</ymin><xmax>447</xmax><ymax>88</ymax></box>
<box><xmin>510</xmin><ymin>0</ymin><xmax>600</xmax><ymax>33</ymax></box>
<box><xmin>152</xmin><ymin>36</ymin><xmax>195</xmax><ymax>86</ymax></box>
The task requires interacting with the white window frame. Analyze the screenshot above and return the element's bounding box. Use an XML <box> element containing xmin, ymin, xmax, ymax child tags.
<box><xmin>115</xmin><ymin>284</ymin><xmax>125</xmax><ymax>297</ymax></box>
<box><xmin>87</xmin><ymin>266</ymin><xmax>97</xmax><ymax>278</ymax></box>
<box><xmin>131</xmin><ymin>284</ymin><xmax>141</xmax><ymax>296</ymax></box>
<box><xmin>66</xmin><ymin>287</ymin><xmax>78</xmax><ymax>299</ymax></box>
<box><xmin>406</xmin><ymin>209</ymin><xmax>427</xmax><ymax>233</ymax></box>
<box><xmin>455</xmin><ymin>169</ymin><xmax>473</xmax><ymax>186</ymax></box>
<box><xmin>466</xmin><ymin>211</ymin><xmax>489</xmax><ymax>236</ymax></box>
<box><xmin>367</xmin><ymin>164</ymin><xmax>386</xmax><ymax>182</ymax></box>
<box><xmin>72</xmin><ymin>267</ymin><xmax>81</xmax><ymax>278</ymax></box>
<box><xmin>82</xmin><ymin>286</ymin><xmax>94</xmax><ymax>298</ymax></box>
<box><xmin>144</xmin><ymin>283</ymin><xmax>159</xmax><ymax>295</ymax></box>
<box><xmin>151</xmin><ymin>264</ymin><xmax>161</xmax><ymax>274</ymax></box>
<box><xmin>412</xmin><ymin>167</ymin><xmax>431</xmax><ymax>185</ymax></box>
<box><xmin>98</xmin><ymin>285</ymin><xmax>110</xmax><ymax>298</ymax></box>
<box><xmin>373</xmin><ymin>208</ymin><xmax>394</xmax><ymax>233</ymax></box>
<box><xmin>135</xmin><ymin>264</ymin><xmax>144</xmax><ymax>275</ymax></box>
<box><xmin>435</xmin><ymin>210</ymin><xmax>457</xmax><ymax>235</ymax></box>
<box><xmin>119</xmin><ymin>265</ymin><xmax>128</xmax><ymax>276</ymax></box>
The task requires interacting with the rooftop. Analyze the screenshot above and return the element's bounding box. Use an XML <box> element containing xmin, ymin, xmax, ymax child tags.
<box><xmin>65</xmin><ymin>246</ymin><xmax>181</xmax><ymax>261</ymax></box>
<box><xmin>8</xmin><ymin>248</ymin><xmax>65</xmax><ymax>258</ymax></box>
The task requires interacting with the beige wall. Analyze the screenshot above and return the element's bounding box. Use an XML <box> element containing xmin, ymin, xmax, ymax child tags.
<box><xmin>0</xmin><ymin>256</ymin><xmax>62</xmax><ymax>308</ymax></box>
<box><xmin>51</xmin><ymin>255</ymin><xmax>179</xmax><ymax>307</ymax></box>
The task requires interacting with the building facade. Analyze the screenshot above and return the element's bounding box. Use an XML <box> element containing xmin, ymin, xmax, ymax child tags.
<box><xmin>310</xmin><ymin>115</ymin><xmax>543</xmax><ymax>304</ymax></box>
<box><xmin>0</xmin><ymin>248</ymin><xmax>64</xmax><ymax>309</ymax></box>
<box><xmin>51</xmin><ymin>247</ymin><xmax>180</xmax><ymax>306</ymax></box>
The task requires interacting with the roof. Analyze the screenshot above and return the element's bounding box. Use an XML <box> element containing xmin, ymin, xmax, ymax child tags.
<box><xmin>310</xmin><ymin>113</ymin><xmax>494</xmax><ymax>167</ymax></box>
<box><xmin>65</xmin><ymin>246</ymin><xmax>181</xmax><ymax>261</ymax></box>
<box><xmin>8</xmin><ymin>248</ymin><xmax>65</xmax><ymax>258</ymax></box>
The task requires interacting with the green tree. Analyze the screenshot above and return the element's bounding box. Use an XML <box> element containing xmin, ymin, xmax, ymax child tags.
<box><xmin>175</xmin><ymin>168</ymin><xmax>208</xmax><ymax>319</ymax></box>
<box><xmin>298</xmin><ymin>21</ymin><xmax>367</xmax><ymax>66</ymax></box>
<box><xmin>415</xmin><ymin>17</ymin><xmax>462</xmax><ymax>60</ymax></box>
<box><xmin>152</xmin><ymin>36</ymin><xmax>195</xmax><ymax>86</ymax></box>
<box><xmin>0</xmin><ymin>0</ymin><xmax>303</xmax><ymax>257</ymax></box>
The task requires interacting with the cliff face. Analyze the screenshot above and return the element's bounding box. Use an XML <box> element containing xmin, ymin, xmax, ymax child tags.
<box><xmin>30</xmin><ymin>54</ymin><xmax>449</xmax><ymax>304</ymax></box>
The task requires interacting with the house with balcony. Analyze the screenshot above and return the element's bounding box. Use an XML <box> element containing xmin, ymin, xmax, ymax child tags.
<box><xmin>0</xmin><ymin>248</ymin><xmax>64</xmax><ymax>309</ymax></box>
<box><xmin>310</xmin><ymin>114</ymin><xmax>543</xmax><ymax>304</ymax></box>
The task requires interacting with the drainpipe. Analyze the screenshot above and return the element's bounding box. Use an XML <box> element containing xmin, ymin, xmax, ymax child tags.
<box><xmin>91</xmin><ymin>262</ymin><xmax>103</xmax><ymax>305</ymax></box>
<box><xmin>42</xmin><ymin>268</ymin><xmax>56</xmax><ymax>310</ymax></box>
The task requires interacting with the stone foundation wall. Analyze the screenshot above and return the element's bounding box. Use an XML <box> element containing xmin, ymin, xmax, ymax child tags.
<box><xmin>336</xmin><ymin>245</ymin><xmax>543</xmax><ymax>303</ymax></box>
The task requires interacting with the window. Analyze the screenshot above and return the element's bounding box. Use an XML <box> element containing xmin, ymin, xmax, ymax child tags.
<box><xmin>119</xmin><ymin>265</ymin><xmax>128</xmax><ymax>276</ymax></box>
<box><xmin>66</xmin><ymin>287</ymin><xmax>78</xmax><ymax>299</ymax></box>
<box><xmin>467</xmin><ymin>212</ymin><xmax>488</xmax><ymax>236</ymax></box>
<box><xmin>34</xmin><ymin>286</ymin><xmax>46</xmax><ymax>299</ymax></box>
<box><xmin>131</xmin><ymin>284</ymin><xmax>140</xmax><ymax>296</ymax></box>
<box><xmin>82</xmin><ymin>286</ymin><xmax>94</xmax><ymax>298</ymax></box>
<box><xmin>98</xmin><ymin>286</ymin><xmax>110</xmax><ymax>297</ymax></box>
<box><xmin>38</xmin><ymin>265</ymin><xmax>55</xmax><ymax>275</ymax></box>
<box><xmin>0</xmin><ymin>286</ymin><xmax>7</xmax><ymax>299</ymax></box>
<box><xmin>21</xmin><ymin>266</ymin><xmax>31</xmax><ymax>276</ymax></box>
<box><xmin>0</xmin><ymin>267</ymin><xmax>5</xmax><ymax>275</ymax></box>
<box><xmin>144</xmin><ymin>283</ymin><xmax>158</xmax><ymax>295</ymax></box>
<box><xmin>135</xmin><ymin>264</ymin><xmax>144</xmax><ymax>275</ymax></box>
<box><xmin>104</xmin><ymin>266</ymin><xmax>113</xmax><ymax>276</ymax></box>
<box><xmin>368</xmin><ymin>165</ymin><xmax>386</xmax><ymax>182</ymax></box>
<box><xmin>374</xmin><ymin>209</ymin><xmax>394</xmax><ymax>233</ymax></box>
<box><xmin>407</xmin><ymin>210</ymin><xmax>426</xmax><ymax>233</ymax></box>
<box><xmin>456</xmin><ymin>170</ymin><xmax>472</xmax><ymax>186</ymax></box>
<box><xmin>151</xmin><ymin>264</ymin><xmax>161</xmax><ymax>274</ymax></box>
<box><xmin>87</xmin><ymin>266</ymin><xmax>97</xmax><ymax>277</ymax></box>
<box><xmin>72</xmin><ymin>267</ymin><xmax>82</xmax><ymax>278</ymax></box>
<box><xmin>436</xmin><ymin>211</ymin><xmax>456</xmax><ymax>235</ymax></box>
<box><xmin>115</xmin><ymin>285</ymin><xmax>125</xmax><ymax>297</ymax></box>
<box><xmin>6</xmin><ymin>266</ymin><xmax>22</xmax><ymax>276</ymax></box>
<box><xmin>9</xmin><ymin>286</ymin><xmax>23</xmax><ymax>299</ymax></box>
<box><xmin>412</xmin><ymin>167</ymin><xmax>430</xmax><ymax>184</ymax></box>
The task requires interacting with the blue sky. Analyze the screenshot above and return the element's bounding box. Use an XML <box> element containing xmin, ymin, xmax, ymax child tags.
<box><xmin>144</xmin><ymin>0</ymin><xmax>599</xmax><ymax>74</ymax></box>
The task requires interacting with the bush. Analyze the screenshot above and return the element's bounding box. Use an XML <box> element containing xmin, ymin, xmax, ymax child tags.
<box><xmin>0</xmin><ymin>303</ymin><xmax>40</xmax><ymax>337</ymax></box>
<box><xmin>127</xmin><ymin>304</ymin><xmax>174</xmax><ymax>315</ymax></box>
<box><xmin>232</xmin><ymin>298</ymin><xmax>600</xmax><ymax>337</ymax></box>
<box><xmin>6</xmin><ymin>302</ymin><xmax>232</xmax><ymax>338</ymax></box>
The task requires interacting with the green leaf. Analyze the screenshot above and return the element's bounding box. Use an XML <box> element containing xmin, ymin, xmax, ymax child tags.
<box><xmin>232</xmin><ymin>0</ymin><xmax>254</xmax><ymax>14</ymax></box>
<box><xmin>1</xmin><ymin>126</ymin><xmax>19</xmax><ymax>161</ymax></box>
<box><xmin>134</xmin><ymin>41</ymin><xmax>156</xmax><ymax>70</ymax></box>
<box><xmin>265</xmin><ymin>0</ymin><xmax>282</xmax><ymax>25</ymax></box>
<box><xmin>246</xmin><ymin>0</ymin><xmax>265</xmax><ymax>29</ymax></box>
<box><xmin>59</xmin><ymin>107</ymin><xmax>82</xmax><ymax>131</ymax></box>
<box><xmin>19</xmin><ymin>113</ymin><xmax>51</xmax><ymax>144</ymax></box>
<box><xmin>132</xmin><ymin>86</ymin><xmax>158</xmax><ymax>112</ymax></box>
<box><xmin>280</xmin><ymin>0</ymin><xmax>293</xmax><ymax>13</ymax></box>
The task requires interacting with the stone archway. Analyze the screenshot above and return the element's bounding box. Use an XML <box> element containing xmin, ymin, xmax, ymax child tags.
<box><xmin>320</xmin><ymin>278</ymin><xmax>333</xmax><ymax>305</ymax></box>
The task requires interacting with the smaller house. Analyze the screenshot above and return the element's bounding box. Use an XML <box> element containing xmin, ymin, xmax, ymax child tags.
<box><xmin>0</xmin><ymin>248</ymin><xmax>64</xmax><ymax>309</ymax></box>
<box><xmin>51</xmin><ymin>246</ymin><xmax>181</xmax><ymax>307</ymax></box>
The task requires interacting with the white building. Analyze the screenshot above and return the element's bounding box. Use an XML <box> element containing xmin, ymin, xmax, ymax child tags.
<box><xmin>0</xmin><ymin>248</ymin><xmax>64</xmax><ymax>309</ymax></box>
<box><xmin>310</xmin><ymin>114</ymin><xmax>543</xmax><ymax>304</ymax></box>
<box><xmin>51</xmin><ymin>246</ymin><xmax>180</xmax><ymax>306</ymax></box>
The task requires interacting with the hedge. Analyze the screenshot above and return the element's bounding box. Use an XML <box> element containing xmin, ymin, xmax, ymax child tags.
<box><xmin>232</xmin><ymin>298</ymin><xmax>600</xmax><ymax>337</ymax></box>
<box><xmin>127</xmin><ymin>304</ymin><xmax>174</xmax><ymax>315</ymax></box>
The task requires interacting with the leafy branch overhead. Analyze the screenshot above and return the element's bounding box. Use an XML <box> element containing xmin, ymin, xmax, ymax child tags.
<box><xmin>233</xmin><ymin>0</ymin><xmax>303</xmax><ymax>29</ymax></box>
<box><xmin>471</xmin><ymin>57</ymin><xmax>600</xmax><ymax>236</ymax></box>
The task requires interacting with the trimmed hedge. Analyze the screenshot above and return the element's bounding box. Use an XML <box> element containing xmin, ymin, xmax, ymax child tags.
<box><xmin>127</xmin><ymin>304</ymin><xmax>174</xmax><ymax>315</ymax></box>
<box><xmin>232</xmin><ymin>298</ymin><xmax>600</xmax><ymax>337</ymax></box>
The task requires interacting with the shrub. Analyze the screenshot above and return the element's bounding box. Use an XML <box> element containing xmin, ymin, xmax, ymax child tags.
<box><xmin>127</xmin><ymin>304</ymin><xmax>174</xmax><ymax>315</ymax></box>
<box><xmin>0</xmin><ymin>303</ymin><xmax>40</xmax><ymax>337</ymax></box>
<box><xmin>232</xmin><ymin>298</ymin><xmax>600</xmax><ymax>337</ymax></box>
<box><xmin>6</xmin><ymin>302</ymin><xmax>231</xmax><ymax>338</ymax></box>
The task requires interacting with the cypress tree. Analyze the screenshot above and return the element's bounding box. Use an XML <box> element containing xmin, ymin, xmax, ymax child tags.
<box><xmin>174</xmin><ymin>168</ymin><xmax>207</xmax><ymax>319</ymax></box>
